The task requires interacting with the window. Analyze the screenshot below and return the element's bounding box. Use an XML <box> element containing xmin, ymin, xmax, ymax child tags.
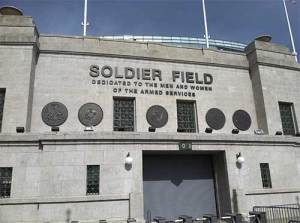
<box><xmin>0</xmin><ymin>167</ymin><xmax>12</xmax><ymax>198</ymax></box>
<box><xmin>0</xmin><ymin>89</ymin><xmax>5</xmax><ymax>132</ymax></box>
<box><xmin>279</xmin><ymin>102</ymin><xmax>297</xmax><ymax>135</ymax></box>
<box><xmin>260</xmin><ymin>163</ymin><xmax>272</xmax><ymax>188</ymax></box>
<box><xmin>86</xmin><ymin>165</ymin><xmax>99</xmax><ymax>195</ymax></box>
<box><xmin>177</xmin><ymin>101</ymin><xmax>197</xmax><ymax>133</ymax></box>
<box><xmin>113</xmin><ymin>98</ymin><xmax>135</xmax><ymax>131</ymax></box>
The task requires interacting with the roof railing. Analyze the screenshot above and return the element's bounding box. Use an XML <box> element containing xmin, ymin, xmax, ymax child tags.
<box><xmin>98</xmin><ymin>35</ymin><xmax>247</xmax><ymax>52</ymax></box>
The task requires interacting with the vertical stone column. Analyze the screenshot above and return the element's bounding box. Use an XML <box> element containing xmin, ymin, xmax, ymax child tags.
<box><xmin>0</xmin><ymin>15</ymin><xmax>39</xmax><ymax>132</ymax></box>
<box><xmin>245</xmin><ymin>40</ymin><xmax>300</xmax><ymax>135</ymax></box>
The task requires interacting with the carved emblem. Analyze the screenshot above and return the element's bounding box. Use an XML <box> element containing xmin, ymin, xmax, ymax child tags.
<box><xmin>232</xmin><ymin>110</ymin><xmax>252</xmax><ymax>131</ymax></box>
<box><xmin>146</xmin><ymin>105</ymin><xmax>168</xmax><ymax>128</ymax></box>
<box><xmin>78</xmin><ymin>103</ymin><xmax>103</xmax><ymax>127</ymax></box>
<box><xmin>41</xmin><ymin>102</ymin><xmax>68</xmax><ymax>126</ymax></box>
<box><xmin>206</xmin><ymin>108</ymin><xmax>226</xmax><ymax>130</ymax></box>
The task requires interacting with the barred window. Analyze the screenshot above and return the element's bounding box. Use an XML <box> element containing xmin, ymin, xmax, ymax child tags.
<box><xmin>177</xmin><ymin>101</ymin><xmax>196</xmax><ymax>133</ymax></box>
<box><xmin>86</xmin><ymin>165</ymin><xmax>99</xmax><ymax>195</ymax></box>
<box><xmin>113</xmin><ymin>98</ymin><xmax>135</xmax><ymax>131</ymax></box>
<box><xmin>0</xmin><ymin>89</ymin><xmax>5</xmax><ymax>133</ymax></box>
<box><xmin>0</xmin><ymin>167</ymin><xmax>12</xmax><ymax>198</ymax></box>
<box><xmin>260</xmin><ymin>163</ymin><xmax>272</xmax><ymax>188</ymax></box>
<box><xmin>279</xmin><ymin>102</ymin><xmax>297</xmax><ymax>135</ymax></box>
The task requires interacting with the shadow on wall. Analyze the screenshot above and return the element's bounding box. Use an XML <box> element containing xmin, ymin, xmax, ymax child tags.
<box><xmin>296</xmin><ymin>196</ymin><xmax>300</xmax><ymax>205</ymax></box>
<box><xmin>232</xmin><ymin>189</ymin><xmax>239</xmax><ymax>213</ymax></box>
<box><xmin>66</xmin><ymin>208</ymin><xmax>71</xmax><ymax>223</ymax></box>
<box><xmin>236</xmin><ymin>162</ymin><xmax>242</xmax><ymax>169</ymax></box>
<box><xmin>125</xmin><ymin>163</ymin><xmax>132</xmax><ymax>171</ymax></box>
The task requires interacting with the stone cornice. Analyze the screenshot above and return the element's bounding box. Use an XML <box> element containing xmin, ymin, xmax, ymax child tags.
<box><xmin>0</xmin><ymin>132</ymin><xmax>299</xmax><ymax>147</ymax></box>
<box><xmin>245</xmin><ymin>188</ymin><xmax>300</xmax><ymax>195</ymax></box>
<box><xmin>0</xmin><ymin>194</ymin><xmax>129</xmax><ymax>205</ymax></box>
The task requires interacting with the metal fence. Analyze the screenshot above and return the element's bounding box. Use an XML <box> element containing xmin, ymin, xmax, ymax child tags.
<box><xmin>98</xmin><ymin>35</ymin><xmax>247</xmax><ymax>52</ymax></box>
<box><xmin>253</xmin><ymin>204</ymin><xmax>300</xmax><ymax>223</ymax></box>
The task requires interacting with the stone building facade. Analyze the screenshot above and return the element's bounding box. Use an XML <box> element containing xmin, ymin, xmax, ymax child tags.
<box><xmin>0</xmin><ymin>14</ymin><xmax>300</xmax><ymax>223</ymax></box>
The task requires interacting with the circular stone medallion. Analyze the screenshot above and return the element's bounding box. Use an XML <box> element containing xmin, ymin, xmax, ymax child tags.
<box><xmin>146</xmin><ymin>105</ymin><xmax>168</xmax><ymax>128</ymax></box>
<box><xmin>205</xmin><ymin>108</ymin><xmax>226</xmax><ymax>130</ymax></box>
<box><xmin>232</xmin><ymin>110</ymin><xmax>252</xmax><ymax>131</ymax></box>
<box><xmin>42</xmin><ymin>102</ymin><xmax>68</xmax><ymax>127</ymax></box>
<box><xmin>78</xmin><ymin>103</ymin><xmax>103</xmax><ymax>127</ymax></box>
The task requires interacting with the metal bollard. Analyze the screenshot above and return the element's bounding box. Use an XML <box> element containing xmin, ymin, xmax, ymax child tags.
<box><xmin>194</xmin><ymin>217</ymin><xmax>208</xmax><ymax>222</ymax></box>
<box><xmin>179</xmin><ymin>215</ymin><xmax>193</xmax><ymax>223</ymax></box>
<box><xmin>127</xmin><ymin>218</ymin><xmax>137</xmax><ymax>223</ymax></box>
<box><xmin>165</xmin><ymin>220</ymin><xmax>175</xmax><ymax>223</ymax></box>
<box><xmin>249</xmin><ymin>211</ymin><xmax>267</xmax><ymax>223</ymax></box>
<box><xmin>288</xmin><ymin>221</ymin><xmax>300</xmax><ymax>223</ymax></box>
<box><xmin>153</xmin><ymin>217</ymin><xmax>167</xmax><ymax>223</ymax></box>
<box><xmin>221</xmin><ymin>213</ymin><xmax>242</xmax><ymax>223</ymax></box>
<box><xmin>202</xmin><ymin>214</ymin><xmax>218</xmax><ymax>223</ymax></box>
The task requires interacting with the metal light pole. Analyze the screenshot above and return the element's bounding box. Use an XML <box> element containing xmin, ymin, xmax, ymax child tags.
<box><xmin>82</xmin><ymin>0</ymin><xmax>89</xmax><ymax>36</ymax></box>
<box><xmin>202</xmin><ymin>0</ymin><xmax>209</xmax><ymax>48</ymax></box>
<box><xmin>282</xmin><ymin>0</ymin><xmax>298</xmax><ymax>62</ymax></box>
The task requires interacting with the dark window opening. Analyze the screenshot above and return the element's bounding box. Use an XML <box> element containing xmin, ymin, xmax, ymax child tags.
<box><xmin>113</xmin><ymin>98</ymin><xmax>135</xmax><ymax>131</ymax></box>
<box><xmin>260</xmin><ymin>163</ymin><xmax>272</xmax><ymax>188</ymax></box>
<box><xmin>0</xmin><ymin>89</ymin><xmax>5</xmax><ymax>133</ymax></box>
<box><xmin>177</xmin><ymin>101</ymin><xmax>196</xmax><ymax>133</ymax></box>
<box><xmin>86</xmin><ymin>165</ymin><xmax>99</xmax><ymax>195</ymax></box>
<box><xmin>0</xmin><ymin>167</ymin><xmax>12</xmax><ymax>198</ymax></box>
<box><xmin>279</xmin><ymin>102</ymin><xmax>296</xmax><ymax>135</ymax></box>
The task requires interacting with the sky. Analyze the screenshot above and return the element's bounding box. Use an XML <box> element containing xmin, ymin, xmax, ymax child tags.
<box><xmin>1</xmin><ymin>0</ymin><xmax>299</xmax><ymax>60</ymax></box>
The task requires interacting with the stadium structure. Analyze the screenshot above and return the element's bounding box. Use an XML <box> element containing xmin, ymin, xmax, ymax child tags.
<box><xmin>98</xmin><ymin>35</ymin><xmax>247</xmax><ymax>52</ymax></box>
<box><xmin>0</xmin><ymin>7</ymin><xmax>300</xmax><ymax>223</ymax></box>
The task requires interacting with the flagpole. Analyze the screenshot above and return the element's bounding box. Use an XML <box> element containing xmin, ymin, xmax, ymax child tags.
<box><xmin>83</xmin><ymin>0</ymin><xmax>88</xmax><ymax>36</ymax></box>
<box><xmin>202</xmin><ymin>0</ymin><xmax>209</xmax><ymax>48</ymax></box>
<box><xmin>282</xmin><ymin>0</ymin><xmax>298</xmax><ymax>62</ymax></box>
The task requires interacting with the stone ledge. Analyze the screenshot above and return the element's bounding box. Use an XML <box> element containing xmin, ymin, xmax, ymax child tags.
<box><xmin>245</xmin><ymin>188</ymin><xmax>300</xmax><ymax>195</ymax></box>
<box><xmin>0</xmin><ymin>132</ymin><xmax>299</xmax><ymax>146</ymax></box>
<box><xmin>0</xmin><ymin>15</ymin><xmax>35</xmax><ymax>27</ymax></box>
<box><xmin>0</xmin><ymin>193</ymin><xmax>129</xmax><ymax>205</ymax></box>
<box><xmin>256</xmin><ymin>61</ymin><xmax>300</xmax><ymax>72</ymax></box>
<box><xmin>245</xmin><ymin>40</ymin><xmax>291</xmax><ymax>55</ymax></box>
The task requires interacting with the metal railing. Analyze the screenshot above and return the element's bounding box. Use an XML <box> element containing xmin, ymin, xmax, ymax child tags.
<box><xmin>253</xmin><ymin>204</ymin><xmax>300</xmax><ymax>223</ymax></box>
<box><xmin>98</xmin><ymin>35</ymin><xmax>247</xmax><ymax>52</ymax></box>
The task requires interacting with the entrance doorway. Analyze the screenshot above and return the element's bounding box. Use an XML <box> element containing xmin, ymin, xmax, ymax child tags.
<box><xmin>143</xmin><ymin>154</ymin><xmax>217</xmax><ymax>221</ymax></box>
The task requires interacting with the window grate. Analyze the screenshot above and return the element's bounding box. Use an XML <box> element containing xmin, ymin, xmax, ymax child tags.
<box><xmin>279</xmin><ymin>102</ymin><xmax>296</xmax><ymax>135</ymax></box>
<box><xmin>0</xmin><ymin>89</ymin><xmax>5</xmax><ymax>133</ymax></box>
<box><xmin>86</xmin><ymin>165</ymin><xmax>99</xmax><ymax>195</ymax></box>
<box><xmin>0</xmin><ymin>167</ymin><xmax>12</xmax><ymax>198</ymax></box>
<box><xmin>260</xmin><ymin>163</ymin><xmax>272</xmax><ymax>188</ymax></box>
<box><xmin>177</xmin><ymin>101</ymin><xmax>196</xmax><ymax>133</ymax></box>
<box><xmin>113</xmin><ymin>98</ymin><xmax>135</xmax><ymax>131</ymax></box>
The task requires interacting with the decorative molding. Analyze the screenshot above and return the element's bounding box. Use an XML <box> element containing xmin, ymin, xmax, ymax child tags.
<box><xmin>245</xmin><ymin>188</ymin><xmax>300</xmax><ymax>195</ymax></box>
<box><xmin>0</xmin><ymin>194</ymin><xmax>129</xmax><ymax>205</ymax></box>
<box><xmin>0</xmin><ymin>132</ymin><xmax>299</xmax><ymax>147</ymax></box>
<box><xmin>256</xmin><ymin>62</ymin><xmax>300</xmax><ymax>72</ymax></box>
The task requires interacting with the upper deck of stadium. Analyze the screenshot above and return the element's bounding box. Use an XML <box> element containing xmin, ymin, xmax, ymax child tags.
<box><xmin>98</xmin><ymin>35</ymin><xmax>247</xmax><ymax>52</ymax></box>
